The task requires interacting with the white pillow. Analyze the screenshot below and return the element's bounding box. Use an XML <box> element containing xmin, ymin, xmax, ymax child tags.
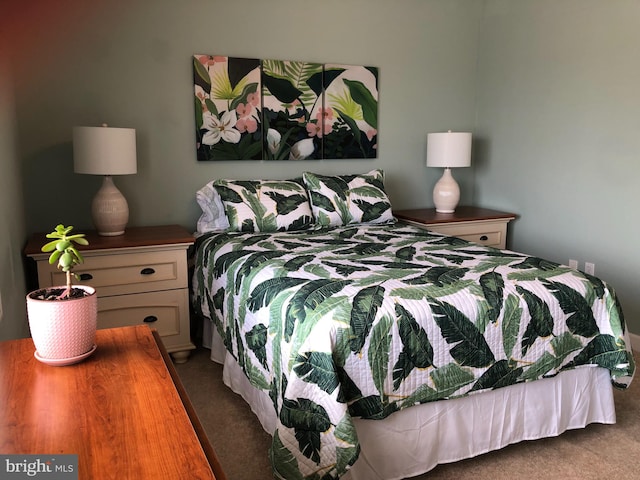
<box><xmin>302</xmin><ymin>169</ymin><xmax>395</xmax><ymax>228</ymax></box>
<box><xmin>195</xmin><ymin>181</ymin><xmax>230</xmax><ymax>235</ymax></box>
<box><xmin>213</xmin><ymin>178</ymin><xmax>314</xmax><ymax>232</ymax></box>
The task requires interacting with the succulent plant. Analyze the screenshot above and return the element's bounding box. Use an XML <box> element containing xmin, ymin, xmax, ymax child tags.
<box><xmin>41</xmin><ymin>224</ymin><xmax>89</xmax><ymax>299</ymax></box>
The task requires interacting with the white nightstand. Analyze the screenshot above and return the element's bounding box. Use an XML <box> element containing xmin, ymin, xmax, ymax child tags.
<box><xmin>394</xmin><ymin>206</ymin><xmax>516</xmax><ymax>249</ymax></box>
<box><xmin>24</xmin><ymin>225</ymin><xmax>196</xmax><ymax>363</ymax></box>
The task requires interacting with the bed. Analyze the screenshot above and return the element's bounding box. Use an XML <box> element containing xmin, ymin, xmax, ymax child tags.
<box><xmin>191</xmin><ymin>170</ymin><xmax>635</xmax><ymax>480</ymax></box>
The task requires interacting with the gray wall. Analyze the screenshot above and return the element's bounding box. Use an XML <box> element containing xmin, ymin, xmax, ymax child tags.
<box><xmin>0</xmin><ymin>44</ymin><xmax>29</xmax><ymax>341</ymax></box>
<box><xmin>13</xmin><ymin>0</ymin><xmax>482</xmax><ymax>233</ymax></box>
<box><xmin>474</xmin><ymin>0</ymin><xmax>640</xmax><ymax>336</ymax></box>
<box><xmin>3</xmin><ymin>0</ymin><xmax>639</xmax><ymax>339</ymax></box>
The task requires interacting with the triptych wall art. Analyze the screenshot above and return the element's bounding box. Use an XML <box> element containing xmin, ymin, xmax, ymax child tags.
<box><xmin>193</xmin><ymin>55</ymin><xmax>378</xmax><ymax>161</ymax></box>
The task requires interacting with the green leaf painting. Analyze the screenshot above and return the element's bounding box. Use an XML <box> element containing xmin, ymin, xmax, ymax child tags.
<box><xmin>194</xmin><ymin>55</ymin><xmax>378</xmax><ymax>160</ymax></box>
<box><xmin>194</xmin><ymin>55</ymin><xmax>262</xmax><ymax>161</ymax></box>
<box><xmin>324</xmin><ymin>64</ymin><xmax>378</xmax><ymax>159</ymax></box>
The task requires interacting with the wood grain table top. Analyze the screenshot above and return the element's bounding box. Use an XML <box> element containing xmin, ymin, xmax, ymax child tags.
<box><xmin>0</xmin><ymin>325</ymin><xmax>225</xmax><ymax>479</ymax></box>
<box><xmin>24</xmin><ymin>224</ymin><xmax>195</xmax><ymax>257</ymax></box>
<box><xmin>394</xmin><ymin>206</ymin><xmax>517</xmax><ymax>225</ymax></box>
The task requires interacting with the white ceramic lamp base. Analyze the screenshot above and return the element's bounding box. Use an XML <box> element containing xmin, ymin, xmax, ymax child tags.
<box><xmin>433</xmin><ymin>168</ymin><xmax>460</xmax><ymax>213</ymax></box>
<box><xmin>92</xmin><ymin>175</ymin><xmax>129</xmax><ymax>236</ymax></box>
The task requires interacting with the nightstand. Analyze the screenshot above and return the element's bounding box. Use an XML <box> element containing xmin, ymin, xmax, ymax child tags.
<box><xmin>394</xmin><ymin>206</ymin><xmax>516</xmax><ymax>249</ymax></box>
<box><xmin>24</xmin><ymin>225</ymin><xmax>196</xmax><ymax>363</ymax></box>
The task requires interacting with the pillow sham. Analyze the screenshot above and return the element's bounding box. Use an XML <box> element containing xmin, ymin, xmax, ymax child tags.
<box><xmin>302</xmin><ymin>169</ymin><xmax>395</xmax><ymax>227</ymax></box>
<box><xmin>195</xmin><ymin>181</ymin><xmax>231</xmax><ymax>235</ymax></box>
<box><xmin>213</xmin><ymin>178</ymin><xmax>314</xmax><ymax>232</ymax></box>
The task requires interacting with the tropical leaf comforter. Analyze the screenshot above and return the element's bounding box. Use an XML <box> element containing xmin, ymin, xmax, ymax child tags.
<box><xmin>192</xmin><ymin>223</ymin><xmax>635</xmax><ymax>480</ymax></box>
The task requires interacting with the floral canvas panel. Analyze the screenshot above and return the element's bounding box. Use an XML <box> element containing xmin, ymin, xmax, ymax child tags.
<box><xmin>193</xmin><ymin>55</ymin><xmax>379</xmax><ymax>160</ymax></box>
<box><xmin>323</xmin><ymin>64</ymin><xmax>378</xmax><ymax>159</ymax></box>
<box><xmin>262</xmin><ymin>60</ymin><xmax>324</xmax><ymax>160</ymax></box>
<box><xmin>194</xmin><ymin>55</ymin><xmax>262</xmax><ymax>160</ymax></box>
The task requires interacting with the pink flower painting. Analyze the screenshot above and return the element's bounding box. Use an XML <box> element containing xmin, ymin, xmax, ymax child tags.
<box><xmin>194</xmin><ymin>55</ymin><xmax>378</xmax><ymax>160</ymax></box>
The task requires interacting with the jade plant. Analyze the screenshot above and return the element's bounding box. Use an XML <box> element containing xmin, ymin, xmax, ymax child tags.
<box><xmin>40</xmin><ymin>224</ymin><xmax>89</xmax><ymax>299</ymax></box>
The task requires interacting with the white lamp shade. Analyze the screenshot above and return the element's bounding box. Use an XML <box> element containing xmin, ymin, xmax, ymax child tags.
<box><xmin>426</xmin><ymin>131</ymin><xmax>472</xmax><ymax>168</ymax></box>
<box><xmin>73</xmin><ymin>126</ymin><xmax>137</xmax><ymax>175</ymax></box>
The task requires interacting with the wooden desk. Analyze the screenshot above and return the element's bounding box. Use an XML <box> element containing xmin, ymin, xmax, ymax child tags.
<box><xmin>0</xmin><ymin>325</ymin><xmax>226</xmax><ymax>480</ymax></box>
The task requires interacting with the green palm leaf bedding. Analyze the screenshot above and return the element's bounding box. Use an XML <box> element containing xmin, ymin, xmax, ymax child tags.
<box><xmin>191</xmin><ymin>223</ymin><xmax>635</xmax><ymax>480</ymax></box>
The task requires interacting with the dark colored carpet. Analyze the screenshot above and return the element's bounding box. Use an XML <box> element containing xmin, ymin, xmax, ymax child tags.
<box><xmin>175</xmin><ymin>348</ymin><xmax>639</xmax><ymax>480</ymax></box>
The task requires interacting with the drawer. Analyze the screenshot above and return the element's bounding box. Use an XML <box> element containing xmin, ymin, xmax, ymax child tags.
<box><xmin>37</xmin><ymin>250</ymin><xmax>187</xmax><ymax>297</ymax></box>
<box><xmin>427</xmin><ymin>221</ymin><xmax>508</xmax><ymax>248</ymax></box>
<box><xmin>456</xmin><ymin>231</ymin><xmax>502</xmax><ymax>246</ymax></box>
<box><xmin>97</xmin><ymin>289</ymin><xmax>191</xmax><ymax>350</ymax></box>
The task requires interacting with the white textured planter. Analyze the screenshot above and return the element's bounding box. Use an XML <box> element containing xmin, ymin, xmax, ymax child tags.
<box><xmin>27</xmin><ymin>285</ymin><xmax>98</xmax><ymax>365</ymax></box>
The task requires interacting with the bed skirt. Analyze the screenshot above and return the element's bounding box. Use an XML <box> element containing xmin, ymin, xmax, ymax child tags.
<box><xmin>204</xmin><ymin>322</ymin><xmax>616</xmax><ymax>480</ymax></box>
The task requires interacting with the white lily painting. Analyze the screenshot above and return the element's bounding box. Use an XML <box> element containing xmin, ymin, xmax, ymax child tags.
<box><xmin>193</xmin><ymin>55</ymin><xmax>378</xmax><ymax>161</ymax></box>
<box><xmin>194</xmin><ymin>55</ymin><xmax>263</xmax><ymax>160</ymax></box>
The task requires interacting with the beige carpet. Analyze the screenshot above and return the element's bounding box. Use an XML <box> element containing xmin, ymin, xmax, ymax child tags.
<box><xmin>175</xmin><ymin>348</ymin><xmax>639</xmax><ymax>480</ymax></box>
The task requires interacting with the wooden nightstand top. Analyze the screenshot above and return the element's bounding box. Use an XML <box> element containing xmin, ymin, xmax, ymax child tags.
<box><xmin>24</xmin><ymin>224</ymin><xmax>194</xmax><ymax>257</ymax></box>
<box><xmin>0</xmin><ymin>325</ymin><xmax>225</xmax><ymax>479</ymax></box>
<box><xmin>394</xmin><ymin>206</ymin><xmax>516</xmax><ymax>225</ymax></box>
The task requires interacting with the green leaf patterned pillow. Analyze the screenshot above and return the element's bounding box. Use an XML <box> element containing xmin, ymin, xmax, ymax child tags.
<box><xmin>303</xmin><ymin>169</ymin><xmax>395</xmax><ymax>228</ymax></box>
<box><xmin>213</xmin><ymin>178</ymin><xmax>314</xmax><ymax>232</ymax></box>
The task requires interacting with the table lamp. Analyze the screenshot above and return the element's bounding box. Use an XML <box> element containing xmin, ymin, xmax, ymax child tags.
<box><xmin>73</xmin><ymin>124</ymin><xmax>137</xmax><ymax>236</ymax></box>
<box><xmin>426</xmin><ymin>130</ymin><xmax>472</xmax><ymax>213</ymax></box>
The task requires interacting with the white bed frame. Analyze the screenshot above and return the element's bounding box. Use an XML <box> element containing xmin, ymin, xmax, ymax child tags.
<box><xmin>204</xmin><ymin>321</ymin><xmax>616</xmax><ymax>480</ymax></box>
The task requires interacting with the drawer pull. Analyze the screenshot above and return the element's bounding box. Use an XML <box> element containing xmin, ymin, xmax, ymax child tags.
<box><xmin>140</xmin><ymin>267</ymin><xmax>156</xmax><ymax>275</ymax></box>
<box><xmin>480</xmin><ymin>235</ymin><xmax>489</xmax><ymax>241</ymax></box>
<box><xmin>79</xmin><ymin>273</ymin><xmax>93</xmax><ymax>281</ymax></box>
<box><xmin>143</xmin><ymin>315</ymin><xmax>158</xmax><ymax>323</ymax></box>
